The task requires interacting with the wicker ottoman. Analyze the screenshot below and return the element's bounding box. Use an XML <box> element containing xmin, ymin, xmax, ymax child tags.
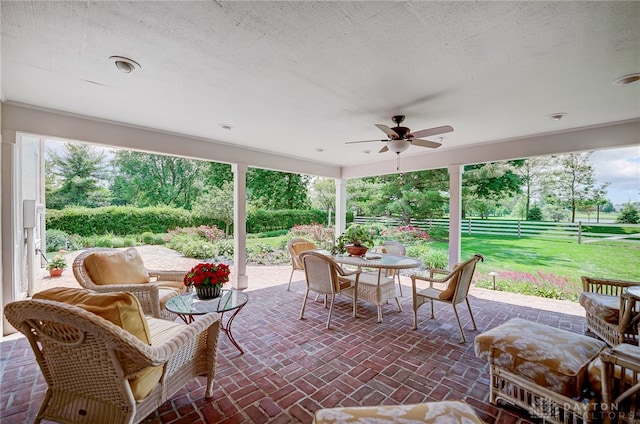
<box><xmin>312</xmin><ymin>401</ymin><xmax>483</xmax><ymax>423</ymax></box>
<box><xmin>475</xmin><ymin>318</ymin><xmax>607</xmax><ymax>424</ymax></box>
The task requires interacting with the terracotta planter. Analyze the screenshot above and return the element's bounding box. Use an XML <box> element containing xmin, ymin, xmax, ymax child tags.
<box><xmin>346</xmin><ymin>245</ymin><xmax>368</xmax><ymax>257</ymax></box>
<box><xmin>49</xmin><ymin>268</ymin><xmax>64</xmax><ymax>277</ymax></box>
<box><xmin>195</xmin><ymin>285</ymin><xmax>222</xmax><ymax>300</ymax></box>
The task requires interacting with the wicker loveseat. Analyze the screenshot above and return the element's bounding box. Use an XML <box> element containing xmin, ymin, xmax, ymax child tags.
<box><xmin>475</xmin><ymin>318</ymin><xmax>640</xmax><ymax>424</ymax></box>
<box><xmin>4</xmin><ymin>288</ymin><xmax>220</xmax><ymax>424</ymax></box>
<box><xmin>579</xmin><ymin>277</ymin><xmax>640</xmax><ymax>346</ymax></box>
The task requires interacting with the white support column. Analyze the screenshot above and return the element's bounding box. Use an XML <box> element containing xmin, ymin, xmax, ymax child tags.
<box><xmin>448</xmin><ymin>164</ymin><xmax>463</xmax><ymax>269</ymax></box>
<box><xmin>334</xmin><ymin>178</ymin><xmax>347</xmax><ymax>238</ymax></box>
<box><xmin>2</xmin><ymin>129</ymin><xmax>18</xmax><ymax>336</ymax></box>
<box><xmin>232</xmin><ymin>163</ymin><xmax>248</xmax><ymax>289</ymax></box>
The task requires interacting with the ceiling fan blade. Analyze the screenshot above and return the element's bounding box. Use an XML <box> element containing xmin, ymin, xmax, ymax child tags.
<box><xmin>345</xmin><ymin>139</ymin><xmax>385</xmax><ymax>145</ymax></box>
<box><xmin>379</xmin><ymin>145</ymin><xmax>389</xmax><ymax>153</ymax></box>
<box><xmin>409</xmin><ymin>125</ymin><xmax>454</xmax><ymax>139</ymax></box>
<box><xmin>411</xmin><ymin>138</ymin><xmax>442</xmax><ymax>149</ymax></box>
<box><xmin>375</xmin><ymin>124</ymin><xmax>400</xmax><ymax>138</ymax></box>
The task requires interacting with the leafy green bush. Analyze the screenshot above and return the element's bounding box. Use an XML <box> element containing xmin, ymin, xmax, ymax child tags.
<box><xmin>527</xmin><ymin>206</ymin><xmax>543</xmax><ymax>221</ymax></box>
<box><xmin>141</xmin><ymin>232</ymin><xmax>166</xmax><ymax>245</ymax></box>
<box><xmin>45</xmin><ymin>229</ymin><xmax>81</xmax><ymax>252</ymax></box>
<box><xmin>246</xmin><ymin>209</ymin><xmax>328</xmax><ymax>233</ymax></box>
<box><xmin>381</xmin><ymin>225</ymin><xmax>430</xmax><ymax>244</ymax></box>
<box><xmin>288</xmin><ymin>224</ymin><xmax>335</xmax><ymax>245</ymax></box>
<box><xmin>617</xmin><ymin>204</ymin><xmax>639</xmax><ymax>224</ymax></box>
<box><xmin>406</xmin><ymin>243</ymin><xmax>448</xmax><ymax>269</ymax></box>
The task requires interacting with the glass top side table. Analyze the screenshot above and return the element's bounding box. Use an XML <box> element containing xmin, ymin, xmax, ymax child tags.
<box><xmin>165</xmin><ymin>289</ymin><xmax>249</xmax><ymax>354</ymax></box>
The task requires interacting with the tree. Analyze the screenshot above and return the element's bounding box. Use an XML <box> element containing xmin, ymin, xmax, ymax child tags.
<box><xmin>616</xmin><ymin>203</ymin><xmax>640</xmax><ymax>224</ymax></box>
<box><xmin>546</xmin><ymin>152</ymin><xmax>597</xmax><ymax>223</ymax></box>
<box><xmin>111</xmin><ymin>151</ymin><xmax>206</xmax><ymax>209</ymax></box>
<box><xmin>463</xmin><ymin>162</ymin><xmax>523</xmax><ymax>218</ymax></box>
<box><xmin>526</xmin><ymin>206</ymin><xmax>543</xmax><ymax>221</ymax></box>
<box><xmin>310</xmin><ymin>178</ymin><xmax>335</xmax><ymax>225</ymax></box>
<box><xmin>247</xmin><ymin>169</ymin><xmax>310</xmax><ymax>209</ymax></box>
<box><xmin>46</xmin><ymin>142</ymin><xmax>110</xmax><ymax>209</ymax></box>
<box><xmin>515</xmin><ymin>157</ymin><xmax>554</xmax><ymax>219</ymax></box>
<box><xmin>193</xmin><ymin>181</ymin><xmax>235</xmax><ymax>236</ymax></box>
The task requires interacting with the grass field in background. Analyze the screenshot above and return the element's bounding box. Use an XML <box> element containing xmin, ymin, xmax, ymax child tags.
<box><xmin>431</xmin><ymin>234</ymin><xmax>639</xmax><ymax>286</ymax></box>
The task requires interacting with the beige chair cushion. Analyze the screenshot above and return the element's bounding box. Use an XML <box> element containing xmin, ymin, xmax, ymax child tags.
<box><xmin>312</xmin><ymin>401</ymin><xmax>483</xmax><ymax>423</ymax></box>
<box><xmin>33</xmin><ymin>287</ymin><xmax>161</xmax><ymax>400</ymax></box>
<box><xmin>475</xmin><ymin>318</ymin><xmax>606</xmax><ymax>398</ymax></box>
<box><xmin>84</xmin><ymin>248</ymin><xmax>150</xmax><ymax>285</ymax></box>
<box><xmin>579</xmin><ymin>292</ymin><xmax>620</xmax><ymax>324</ymax></box>
<box><xmin>438</xmin><ymin>264</ymin><xmax>460</xmax><ymax>301</ymax></box>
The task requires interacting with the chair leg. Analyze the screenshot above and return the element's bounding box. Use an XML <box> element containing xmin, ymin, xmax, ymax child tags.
<box><xmin>299</xmin><ymin>288</ymin><xmax>309</xmax><ymax>319</ymax></box>
<box><xmin>452</xmin><ymin>303</ymin><xmax>466</xmax><ymax>343</ymax></box>
<box><xmin>430</xmin><ymin>299</ymin><xmax>435</xmax><ymax>319</ymax></box>
<box><xmin>377</xmin><ymin>304</ymin><xmax>383</xmax><ymax>323</ymax></box>
<box><xmin>396</xmin><ymin>272</ymin><xmax>403</xmax><ymax>297</ymax></box>
<box><xmin>394</xmin><ymin>297</ymin><xmax>402</xmax><ymax>312</ymax></box>
<box><xmin>326</xmin><ymin>294</ymin><xmax>335</xmax><ymax>329</ymax></box>
<box><xmin>466</xmin><ymin>298</ymin><xmax>477</xmax><ymax>330</ymax></box>
<box><xmin>287</xmin><ymin>268</ymin><xmax>295</xmax><ymax>290</ymax></box>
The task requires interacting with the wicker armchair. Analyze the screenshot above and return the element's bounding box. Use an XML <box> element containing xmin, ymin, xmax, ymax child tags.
<box><xmin>299</xmin><ymin>251</ymin><xmax>360</xmax><ymax>329</ymax></box>
<box><xmin>579</xmin><ymin>277</ymin><xmax>640</xmax><ymax>346</ymax></box>
<box><xmin>286</xmin><ymin>238</ymin><xmax>317</xmax><ymax>290</ymax></box>
<box><xmin>410</xmin><ymin>254</ymin><xmax>483</xmax><ymax>342</ymax></box>
<box><xmin>4</xmin><ymin>298</ymin><xmax>220</xmax><ymax>424</ymax></box>
<box><xmin>73</xmin><ymin>248</ymin><xmax>187</xmax><ymax>319</ymax></box>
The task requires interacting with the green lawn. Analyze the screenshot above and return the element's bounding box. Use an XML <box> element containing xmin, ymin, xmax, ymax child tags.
<box><xmin>432</xmin><ymin>234</ymin><xmax>640</xmax><ymax>284</ymax></box>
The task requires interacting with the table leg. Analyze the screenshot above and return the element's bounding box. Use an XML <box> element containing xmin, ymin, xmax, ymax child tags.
<box><xmin>176</xmin><ymin>313</ymin><xmax>195</xmax><ymax>324</ymax></box>
<box><xmin>220</xmin><ymin>303</ymin><xmax>246</xmax><ymax>354</ymax></box>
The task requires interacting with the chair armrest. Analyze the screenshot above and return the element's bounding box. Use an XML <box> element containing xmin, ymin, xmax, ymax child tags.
<box><xmin>599</xmin><ymin>344</ymin><xmax>640</xmax><ymax>411</ymax></box>
<box><xmin>147</xmin><ymin>269</ymin><xmax>187</xmax><ymax>282</ymax></box>
<box><xmin>336</xmin><ymin>267</ymin><xmax>361</xmax><ymax>278</ymax></box>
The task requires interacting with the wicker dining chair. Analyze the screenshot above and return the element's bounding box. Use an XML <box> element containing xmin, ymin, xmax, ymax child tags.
<box><xmin>299</xmin><ymin>251</ymin><xmax>361</xmax><ymax>329</ymax></box>
<box><xmin>73</xmin><ymin>247</ymin><xmax>187</xmax><ymax>319</ymax></box>
<box><xmin>286</xmin><ymin>238</ymin><xmax>317</xmax><ymax>290</ymax></box>
<box><xmin>382</xmin><ymin>240</ymin><xmax>407</xmax><ymax>296</ymax></box>
<box><xmin>4</xmin><ymin>294</ymin><xmax>220</xmax><ymax>424</ymax></box>
<box><xmin>410</xmin><ymin>254</ymin><xmax>484</xmax><ymax>342</ymax></box>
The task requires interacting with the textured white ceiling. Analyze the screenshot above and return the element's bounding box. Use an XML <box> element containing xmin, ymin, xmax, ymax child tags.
<box><xmin>1</xmin><ymin>1</ymin><xmax>639</xmax><ymax>167</ymax></box>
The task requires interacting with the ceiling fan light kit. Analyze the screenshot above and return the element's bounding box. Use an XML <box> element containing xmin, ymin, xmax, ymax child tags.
<box><xmin>346</xmin><ymin>114</ymin><xmax>453</xmax><ymax>156</ymax></box>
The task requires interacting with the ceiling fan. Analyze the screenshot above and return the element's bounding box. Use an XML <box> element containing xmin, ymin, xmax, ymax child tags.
<box><xmin>346</xmin><ymin>115</ymin><xmax>453</xmax><ymax>154</ymax></box>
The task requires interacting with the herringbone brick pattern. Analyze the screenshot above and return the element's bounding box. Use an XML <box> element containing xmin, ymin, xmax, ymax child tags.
<box><xmin>1</xmin><ymin>246</ymin><xmax>586</xmax><ymax>423</ymax></box>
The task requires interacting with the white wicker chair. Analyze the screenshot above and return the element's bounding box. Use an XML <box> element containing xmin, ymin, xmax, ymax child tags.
<box><xmin>382</xmin><ymin>241</ymin><xmax>407</xmax><ymax>296</ymax></box>
<box><xmin>299</xmin><ymin>251</ymin><xmax>361</xmax><ymax>329</ymax></box>
<box><xmin>410</xmin><ymin>254</ymin><xmax>483</xmax><ymax>342</ymax></box>
<box><xmin>4</xmin><ymin>298</ymin><xmax>220</xmax><ymax>424</ymax></box>
<box><xmin>73</xmin><ymin>248</ymin><xmax>187</xmax><ymax>320</ymax></box>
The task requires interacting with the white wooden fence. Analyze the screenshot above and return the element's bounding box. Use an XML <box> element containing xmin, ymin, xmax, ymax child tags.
<box><xmin>353</xmin><ymin>217</ymin><xmax>640</xmax><ymax>244</ymax></box>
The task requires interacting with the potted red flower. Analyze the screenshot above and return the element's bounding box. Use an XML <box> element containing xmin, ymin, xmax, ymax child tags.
<box><xmin>183</xmin><ymin>263</ymin><xmax>231</xmax><ymax>299</ymax></box>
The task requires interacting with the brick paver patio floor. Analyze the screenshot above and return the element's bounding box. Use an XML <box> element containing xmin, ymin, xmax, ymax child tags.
<box><xmin>1</xmin><ymin>246</ymin><xmax>586</xmax><ymax>423</ymax></box>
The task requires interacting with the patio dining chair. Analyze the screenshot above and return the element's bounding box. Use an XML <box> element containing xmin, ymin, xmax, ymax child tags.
<box><xmin>299</xmin><ymin>251</ymin><xmax>361</xmax><ymax>329</ymax></box>
<box><xmin>410</xmin><ymin>254</ymin><xmax>483</xmax><ymax>342</ymax></box>
<box><xmin>286</xmin><ymin>238</ymin><xmax>317</xmax><ymax>290</ymax></box>
<box><xmin>382</xmin><ymin>240</ymin><xmax>407</xmax><ymax>296</ymax></box>
<box><xmin>73</xmin><ymin>247</ymin><xmax>187</xmax><ymax>319</ymax></box>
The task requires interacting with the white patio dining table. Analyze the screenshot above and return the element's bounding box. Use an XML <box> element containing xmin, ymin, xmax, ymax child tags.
<box><xmin>317</xmin><ymin>250</ymin><xmax>422</xmax><ymax>322</ymax></box>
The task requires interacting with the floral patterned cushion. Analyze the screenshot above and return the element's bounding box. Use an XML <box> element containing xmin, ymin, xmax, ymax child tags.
<box><xmin>579</xmin><ymin>292</ymin><xmax>620</xmax><ymax>324</ymax></box>
<box><xmin>312</xmin><ymin>401</ymin><xmax>483</xmax><ymax>423</ymax></box>
<box><xmin>474</xmin><ymin>318</ymin><xmax>606</xmax><ymax>398</ymax></box>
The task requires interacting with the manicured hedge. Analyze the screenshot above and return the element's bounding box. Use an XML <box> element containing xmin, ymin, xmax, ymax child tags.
<box><xmin>46</xmin><ymin>206</ymin><xmax>340</xmax><ymax>236</ymax></box>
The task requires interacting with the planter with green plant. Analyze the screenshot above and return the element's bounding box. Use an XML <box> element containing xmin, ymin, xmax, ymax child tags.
<box><xmin>340</xmin><ymin>224</ymin><xmax>374</xmax><ymax>256</ymax></box>
<box><xmin>46</xmin><ymin>250</ymin><xmax>68</xmax><ymax>277</ymax></box>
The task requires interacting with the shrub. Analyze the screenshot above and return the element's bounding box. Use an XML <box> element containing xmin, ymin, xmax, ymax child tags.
<box><xmin>406</xmin><ymin>243</ymin><xmax>448</xmax><ymax>270</ymax></box>
<box><xmin>475</xmin><ymin>270</ymin><xmax>580</xmax><ymax>301</ymax></box>
<box><xmin>527</xmin><ymin>206</ymin><xmax>543</xmax><ymax>221</ymax></box>
<box><xmin>617</xmin><ymin>204</ymin><xmax>640</xmax><ymax>224</ymax></box>
<box><xmin>141</xmin><ymin>232</ymin><xmax>166</xmax><ymax>245</ymax></box>
<box><xmin>45</xmin><ymin>229</ymin><xmax>81</xmax><ymax>252</ymax></box>
<box><xmin>288</xmin><ymin>224</ymin><xmax>334</xmax><ymax>245</ymax></box>
<box><xmin>381</xmin><ymin>225</ymin><xmax>430</xmax><ymax>244</ymax></box>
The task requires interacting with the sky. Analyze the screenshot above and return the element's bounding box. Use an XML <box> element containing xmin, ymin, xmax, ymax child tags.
<box><xmin>46</xmin><ymin>140</ymin><xmax>639</xmax><ymax>205</ymax></box>
<box><xmin>590</xmin><ymin>146</ymin><xmax>640</xmax><ymax>205</ymax></box>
